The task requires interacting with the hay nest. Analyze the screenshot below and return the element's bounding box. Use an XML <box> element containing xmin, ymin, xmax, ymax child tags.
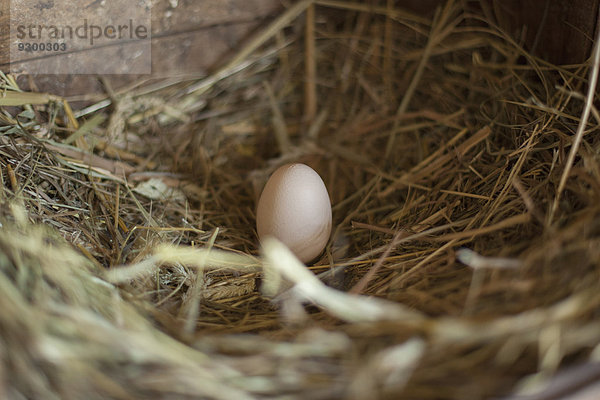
<box><xmin>1</xmin><ymin>1</ymin><xmax>600</xmax><ymax>399</ymax></box>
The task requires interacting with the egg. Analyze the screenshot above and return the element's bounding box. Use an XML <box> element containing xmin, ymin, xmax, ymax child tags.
<box><xmin>256</xmin><ymin>163</ymin><xmax>332</xmax><ymax>263</ymax></box>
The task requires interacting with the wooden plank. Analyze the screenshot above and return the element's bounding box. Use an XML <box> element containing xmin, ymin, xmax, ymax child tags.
<box><xmin>491</xmin><ymin>0</ymin><xmax>599</xmax><ymax>64</ymax></box>
<box><xmin>0</xmin><ymin>0</ymin><xmax>282</xmax><ymax>102</ymax></box>
<box><xmin>1</xmin><ymin>0</ymin><xmax>597</xmax><ymax>104</ymax></box>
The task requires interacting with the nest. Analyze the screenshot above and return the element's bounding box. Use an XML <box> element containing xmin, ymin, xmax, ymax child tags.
<box><xmin>1</xmin><ymin>0</ymin><xmax>600</xmax><ymax>399</ymax></box>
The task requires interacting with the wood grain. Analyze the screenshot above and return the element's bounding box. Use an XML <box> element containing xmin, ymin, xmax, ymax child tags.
<box><xmin>491</xmin><ymin>0</ymin><xmax>599</xmax><ymax>65</ymax></box>
<box><xmin>0</xmin><ymin>0</ymin><xmax>598</xmax><ymax>103</ymax></box>
<box><xmin>0</xmin><ymin>0</ymin><xmax>282</xmax><ymax>101</ymax></box>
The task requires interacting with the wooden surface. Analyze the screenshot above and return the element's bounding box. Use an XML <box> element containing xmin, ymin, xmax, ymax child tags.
<box><xmin>490</xmin><ymin>0</ymin><xmax>599</xmax><ymax>65</ymax></box>
<box><xmin>403</xmin><ymin>0</ymin><xmax>598</xmax><ymax>64</ymax></box>
<box><xmin>0</xmin><ymin>0</ymin><xmax>282</xmax><ymax>100</ymax></box>
<box><xmin>0</xmin><ymin>0</ymin><xmax>598</xmax><ymax>101</ymax></box>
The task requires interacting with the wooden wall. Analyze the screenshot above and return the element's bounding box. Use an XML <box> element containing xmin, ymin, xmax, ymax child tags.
<box><xmin>0</xmin><ymin>0</ymin><xmax>598</xmax><ymax>100</ymax></box>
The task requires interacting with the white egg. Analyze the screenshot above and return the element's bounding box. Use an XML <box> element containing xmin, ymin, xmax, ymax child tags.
<box><xmin>256</xmin><ymin>163</ymin><xmax>332</xmax><ymax>263</ymax></box>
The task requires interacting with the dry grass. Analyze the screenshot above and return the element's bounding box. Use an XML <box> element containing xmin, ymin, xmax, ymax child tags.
<box><xmin>1</xmin><ymin>0</ymin><xmax>600</xmax><ymax>399</ymax></box>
